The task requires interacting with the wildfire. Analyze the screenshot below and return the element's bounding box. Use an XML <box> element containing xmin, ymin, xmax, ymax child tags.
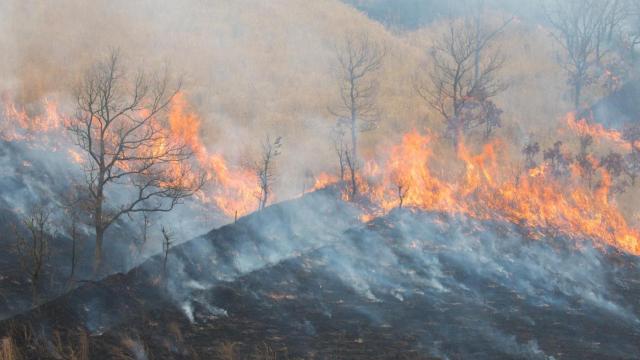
<box><xmin>167</xmin><ymin>93</ymin><xmax>259</xmax><ymax>217</ymax></box>
<box><xmin>3</xmin><ymin>93</ymin><xmax>640</xmax><ymax>255</ymax></box>
<box><xmin>336</xmin><ymin>131</ymin><xmax>640</xmax><ymax>256</ymax></box>
<box><xmin>1</xmin><ymin>93</ymin><xmax>261</xmax><ymax>218</ymax></box>
<box><xmin>565</xmin><ymin>113</ymin><xmax>630</xmax><ymax>149</ymax></box>
<box><xmin>1</xmin><ymin>96</ymin><xmax>69</xmax><ymax>142</ymax></box>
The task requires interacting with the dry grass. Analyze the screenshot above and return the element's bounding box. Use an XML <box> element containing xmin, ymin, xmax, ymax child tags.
<box><xmin>215</xmin><ymin>341</ymin><xmax>238</xmax><ymax>360</ymax></box>
<box><xmin>0</xmin><ymin>337</ymin><xmax>20</xmax><ymax>360</ymax></box>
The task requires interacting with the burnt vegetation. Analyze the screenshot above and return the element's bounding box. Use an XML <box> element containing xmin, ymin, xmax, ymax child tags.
<box><xmin>3</xmin><ymin>0</ymin><xmax>640</xmax><ymax>359</ymax></box>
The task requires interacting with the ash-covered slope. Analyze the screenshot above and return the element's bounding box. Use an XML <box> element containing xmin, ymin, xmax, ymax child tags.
<box><xmin>3</xmin><ymin>194</ymin><xmax>640</xmax><ymax>359</ymax></box>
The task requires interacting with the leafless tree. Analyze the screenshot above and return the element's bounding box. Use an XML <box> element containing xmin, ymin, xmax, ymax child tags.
<box><xmin>394</xmin><ymin>179</ymin><xmax>410</xmax><ymax>210</ymax></box>
<box><xmin>63</xmin><ymin>208</ymin><xmax>81</xmax><ymax>284</ymax></box>
<box><xmin>133</xmin><ymin>212</ymin><xmax>151</xmax><ymax>262</ymax></box>
<box><xmin>330</xmin><ymin>124</ymin><xmax>348</xmax><ymax>182</ymax></box>
<box><xmin>161</xmin><ymin>226</ymin><xmax>173</xmax><ymax>278</ymax></box>
<box><xmin>546</xmin><ymin>0</ymin><xmax>627</xmax><ymax>109</ymax></box>
<box><xmin>343</xmin><ymin>143</ymin><xmax>359</xmax><ymax>202</ymax></box>
<box><xmin>330</xmin><ymin>33</ymin><xmax>385</xmax><ymax>198</ymax></box>
<box><xmin>13</xmin><ymin>205</ymin><xmax>52</xmax><ymax>304</ymax></box>
<box><xmin>68</xmin><ymin>50</ymin><xmax>204</xmax><ymax>273</ymax></box>
<box><xmin>252</xmin><ymin>135</ymin><xmax>283</xmax><ymax>211</ymax></box>
<box><xmin>59</xmin><ymin>188</ymin><xmax>86</xmax><ymax>284</ymax></box>
<box><xmin>415</xmin><ymin>17</ymin><xmax>509</xmax><ymax>147</ymax></box>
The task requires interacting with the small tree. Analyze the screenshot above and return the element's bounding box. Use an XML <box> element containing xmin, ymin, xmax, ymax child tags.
<box><xmin>60</xmin><ymin>188</ymin><xmax>86</xmax><ymax>284</ymax></box>
<box><xmin>625</xmin><ymin>150</ymin><xmax>640</xmax><ymax>186</ymax></box>
<box><xmin>343</xmin><ymin>143</ymin><xmax>359</xmax><ymax>202</ymax></box>
<box><xmin>601</xmin><ymin>151</ymin><xmax>628</xmax><ymax>193</ymax></box>
<box><xmin>252</xmin><ymin>135</ymin><xmax>283</xmax><ymax>211</ymax></box>
<box><xmin>575</xmin><ymin>135</ymin><xmax>598</xmax><ymax>188</ymax></box>
<box><xmin>543</xmin><ymin>140</ymin><xmax>573</xmax><ymax>177</ymax></box>
<box><xmin>330</xmin><ymin>124</ymin><xmax>348</xmax><ymax>182</ymax></box>
<box><xmin>133</xmin><ymin>213</ymin><xmax>151</xmax><ymax>262</ymax></box>
<box><xmin>393</xmin><ymin>176</ymin><xmax>410</xmax><ymax>210</ymax></box>
<box><xmin>161</xmin><ymin>226</ymin><xmax>173</xmax><ymax>278</ymax></box>
<box><xmin>522</xmin><ymin>141</ymin><xmax>540</xmax><ymax>170</ymax></box>
<box><xmin>331</xmin><ymin>33</ymin><xmax>385</xmax><ymax>198</ymax></box>
<box><xmin>68</xmin><ymin>50</ymin><xmax>204</xmax><ymax>273</ymax></box>
<box><xmin>13</xmin><ymin>205</ymin><xmax>52</xmax><ymax>304</ymax></box>
<box><xmin>415</xmin><ymin>17</ymin><xmax>509</xmax><ymax>147</ymax></box>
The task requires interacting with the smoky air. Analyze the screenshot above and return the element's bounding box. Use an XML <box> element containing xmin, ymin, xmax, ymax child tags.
<box><xmin>0</xmin><ymin>0</ymin><xmax>639</xmax><ymax>359</ymax></box>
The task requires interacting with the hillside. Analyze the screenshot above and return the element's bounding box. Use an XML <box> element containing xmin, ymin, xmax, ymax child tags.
<box><xmin>2</xmin><ymin>191</ymin><xmax>640</xmax><ymax>359</ymax></box>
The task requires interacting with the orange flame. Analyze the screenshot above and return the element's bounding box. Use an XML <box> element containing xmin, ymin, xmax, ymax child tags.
<box><xmin>565</xmin><ymin>113</ymin><xmax>630</xmax><ymax>150</ymax></box>
<box><xmin>167</xmin><ymin>93</ymin><xmax>259</xmax><ymax>217</ymax></box>
<box><xmin>342</xmin><ymin>131</ymin><xmax>640</xmax><ymax>255</ymax></box>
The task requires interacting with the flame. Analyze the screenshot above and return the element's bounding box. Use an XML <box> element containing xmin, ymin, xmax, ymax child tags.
<box><xmin>1</xmin><ymin>95</ymin><xmax>70</xmax><ymax>142</ymax></box>
<box><xmin>565</xmin><ymin>113</ymin><xmax>630</xmax><ymax>150</ymax></box>
<box><xmin>344</xmin><ymin>131</ymin><xmax>640</xmax><ymax>255</ymax></box>
<box><xmin>3</xmin><ymin>94</ymin><xmax>640</xmax><ymax>254</ymax></box>
<box><xmin>167</xmin><ymin>93</ymin><xmax>259</xmax><ymax>217</ymax></box>
<box><xmin>1</xmin><ymin>93</ymin><xmax>261</xmax><ymax>218</ymax></box>
<box><xmin>312</xmin><ymin>172</ymin><xmax>339</xmax><ymax>190</ymax></box>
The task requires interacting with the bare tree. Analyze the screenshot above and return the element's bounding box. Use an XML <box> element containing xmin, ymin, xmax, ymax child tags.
<box><xmin>331</xmin><ymin>33</ymin><xmax>385</xmax><ymax>198</ymax></box>
<box><xmin>546</xmin><ymin>0</ymin><xmax>627</xmax><ymax>109</ymax></box>
<box><xmin>133</xmin><ymin>212</ymin><xmax>151</xmax><ymax>262</ymax></box>
<box><xmin>13</xmin><ymin>205</ymin><xmax>52</xmax><ymax>304</ymax></box>
<box><xmin>64</xmin><ymin>208</ymin><xmax>81</xmax><ymax>284</ymax></box>
<box><xmin>415</xmin><ymin>17</ymin><xmax>509</xmax><ymax>147</ymax></box>
<box><xmin>343</xmin><ymin>142</ymin><xmax>359</xmax><ymax>202</ymax></box>
<box><xmin>161</xmin><ymin>226</ymin><xmax>173</xmax><ymax>278</ymax></box>
<box><xmin>330</xmin><ymin>124</ymin><xmax>348</xmax><ymax>182</ymax></box>
<box><xmin>59</xmin><ymin>188</ymin><xmax>86</xmax><ymax>284</ymax></box>
<box><xmin>252</xmin><ymin>135</ymin><xmax>283</xmax><ymax>211</ymax></box>
<box><xmin>393</xmin><ymin>177</ymin><xmax>410</xmax><ymax>210</ymax></box>
<box><xmin>68</xmin><ymin>50</ymin><xmax>204</xmax><ymax>273</ymax></box>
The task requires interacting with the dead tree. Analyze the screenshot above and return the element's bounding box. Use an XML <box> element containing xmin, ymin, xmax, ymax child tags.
<box><xmin>65</xmin><ymin>210</ymin><xmax>80</xmax><ymax>284</ymax></box>
<box><xmin>330</xmin><ymin>124</ymin><xmax>348</xmax><ymax>182</ymax></box>
<box><xmin>415</xmin><ymin>17</ymin><xmax>508</xmax><ymax>147</ymax></box>
<box><xmin>393</xmin><ymin>177</ymin><xmax>410</xmax><ymax>209</ymax></box>
<box><xmin>68</xmin><ymin>50</ymin><xmax>204</xmax><ymax>273</ymax></box>
<box><xmin>331</xmin><ymin>33</ymin><xmax>385</xmax><ymax>198</ymax></box>
<box><xmin>252</xmin><ymin>135</ymin><xmax>283</xmax><ymax>211</ymax></box>
<box><xmin>343</xmin><ymin>143</ymin><xmax>359</xmax><ymax>202</ymax></box>
<box><xmin>133</xmin><ymin>212</ymin><xmax>151</xmax><ymax>262</ymax></box>
<box><xmin>13</xmin><ymin>205</ymin><xmax>52</xmax><ymax>304</ymax></box>
<box><xmin>161</xmin><ymin>226</ymin><xmax>173</xmax><ymax>278</ymax></box>
<box><xmin>546</xmin><ymin>0</ymin><xmax>626</xmax><ymax>109</ymax></box>
<box><xmin>59</xmin><ymin>189</ymin><xmax>86</xmax><ymax>284</ymax></box>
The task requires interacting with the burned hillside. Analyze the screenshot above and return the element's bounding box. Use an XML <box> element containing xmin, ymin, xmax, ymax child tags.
<box><xmin>2</xmin><ymin>0</ymin><xmax>640</xmax><ymax>359</ymax></box>
<box><xmin>2</xmin><ymin>193</ymin><xmax>640</xmax><ymax>359</ymax></box>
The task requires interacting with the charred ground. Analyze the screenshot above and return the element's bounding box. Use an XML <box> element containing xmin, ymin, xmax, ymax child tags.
<box><xmin>2</xmin><ymin>191</ymin><xmax>639</xmax><ymax>359</ymax></box>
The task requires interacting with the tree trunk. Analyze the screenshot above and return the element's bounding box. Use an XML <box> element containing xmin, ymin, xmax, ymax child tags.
<box><xmin>349</xmin><ymin>160</ymin><xmax>357</xmax><ymax>201</ymax></box>
<box><xmin>574</xmin><ymin>81</ymin><xmax>582</xmax><ymax>110</ymax></box>
<box><xmin>350</xmin><ymin>115</ymin><xmax>358</xmax><ymax>199</ymax></box>
<box><xmin>94</xmin><ymin>227</ymin><xmax>104</xmax><ymax>275</ymax></box>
